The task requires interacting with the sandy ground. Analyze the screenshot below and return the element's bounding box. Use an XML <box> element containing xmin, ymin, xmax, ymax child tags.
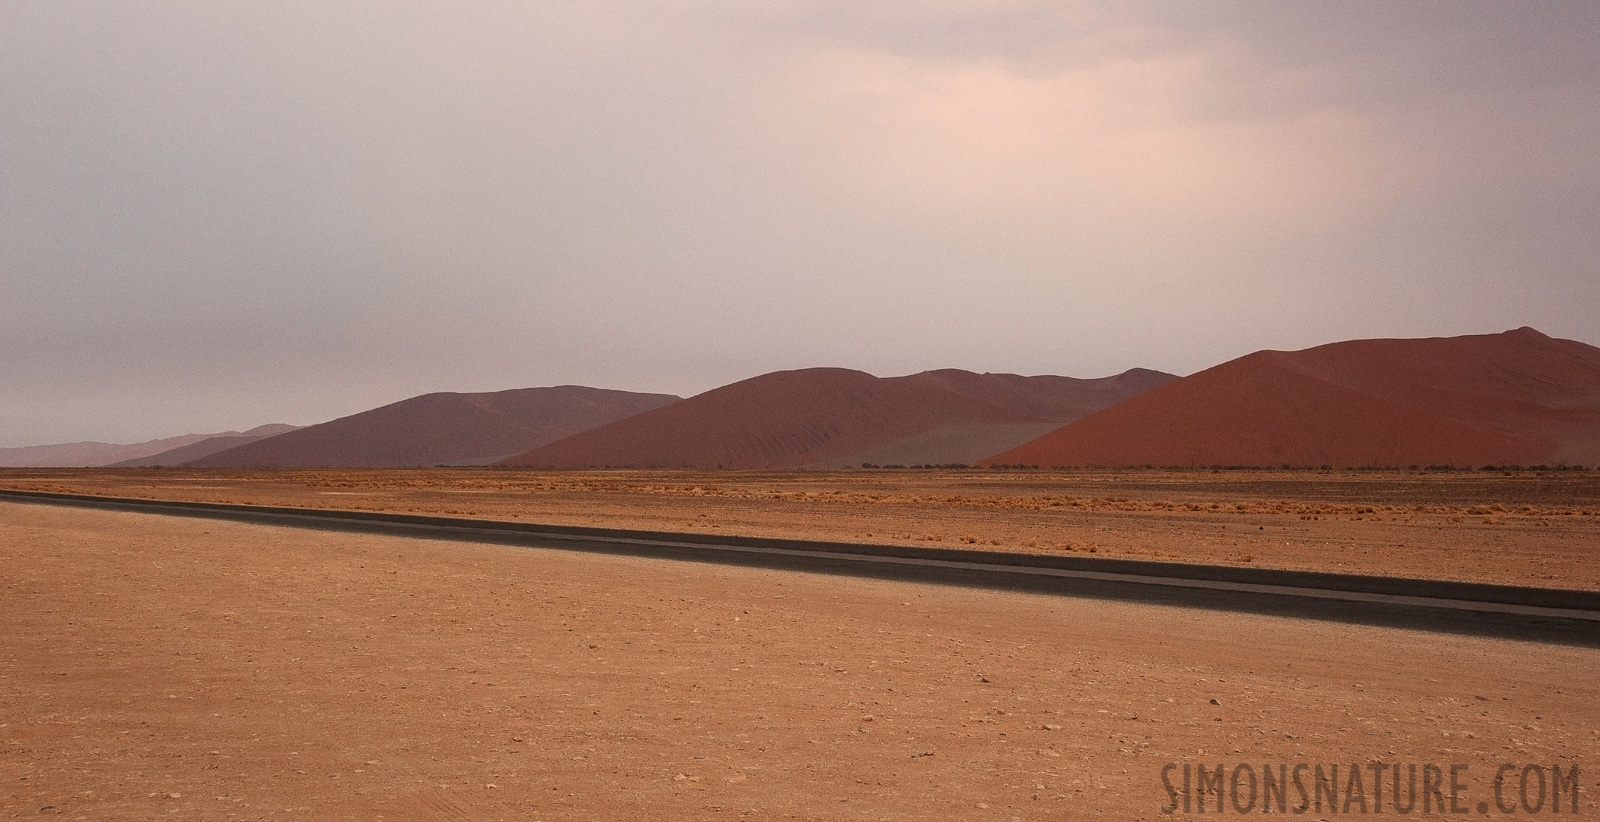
<box><xmin>3</xmin><ymin>468</ymin><xmax>1598</xmax><ymax>590</ymax></box>
<box><xmin>2</xmin><ymin>501</ymin><xmax>1595</xmax><ymax>820</ymax></box>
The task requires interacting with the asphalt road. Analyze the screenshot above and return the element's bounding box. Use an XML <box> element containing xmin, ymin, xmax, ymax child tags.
<box><xmin>4</xmin><ymin>488</ymin><xmax>1597</xmax><ymax>647</ymax></box>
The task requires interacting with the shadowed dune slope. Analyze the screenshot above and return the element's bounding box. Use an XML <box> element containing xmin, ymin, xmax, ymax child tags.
<box><xmin>907</xmin><ymin>367</ymin><xmax>1177</xmax><ymax>422</ymax></box>
<box><xmin>186</xmin><ymin>387</ymin><xmax>681</xmax><ymax>468</ymax></box>
<box><xmin>499</xmin><ymin>367</ymin><xmax>1178</xmax><ymax>469</ymax></box>
<box><xmin>983</xmin><ymin>327</ymin><xmax>1600</xmax><ymax>468</ymax></box>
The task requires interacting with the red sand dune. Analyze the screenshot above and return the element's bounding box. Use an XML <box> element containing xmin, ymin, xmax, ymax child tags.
<box><xmin>110</xmin><ymin>424</ymin><xmax>302</xmax><ymax>467</ymax></box>
<box><xmin>0</xmin><ymin>424</ymin><xmax>298</xmax><ymax>468</ymax></box>
<box><xmin>983</xmin><ymin>327</ymin><xmax>1600</xmax><ymax>468</ymax></box>
<box><xmin>907</xmin><ymin>368</ymin><xmax>1176</xmax><ymax>423</ymax></box>
<box><xmin>186</xmin><ymin>387</ymin><xmax>680</xmax><ymax>468</ymax></box>
<box><xmin>499</xmin><ymin>367</ymin><xmax>1176</xmax><ymax>469</ymax></box>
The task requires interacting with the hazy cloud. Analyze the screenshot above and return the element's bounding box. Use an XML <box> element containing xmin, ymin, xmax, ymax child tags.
<box><xmin>3</xmin><ymin>1</ymin><xmax>1597</xmax><ymax>444</ymax></box>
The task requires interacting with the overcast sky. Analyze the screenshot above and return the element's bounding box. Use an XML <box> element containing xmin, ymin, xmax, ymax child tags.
<box><xmin>3</xmin><ymin>1</ymin><xmax>1598</xmax><ymax>445</ymax></box>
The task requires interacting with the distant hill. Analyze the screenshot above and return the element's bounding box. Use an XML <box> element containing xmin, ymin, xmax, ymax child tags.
<box><xmin>499</xmin><ymin>367</ymin><xmax>1177</xmax><ymax>469</ymax></box>
<box><xmin>0</xmin><ymin>424</ymin><xmax>298</xmax><ymax>468</ymax></box>
<box><xmin>184</xmin><ymin>386</ymin><xmax>682</xmax><ymax>468</ymax></box>
<box><xmin>982</xmin><ymin>327</ymin><xmax>1600</xmax><ymax>468</ymax></box>
<box><xmin>109</xmin><ymin>424</ymin><xmax>301</xmax><ymax>467</ymax></box>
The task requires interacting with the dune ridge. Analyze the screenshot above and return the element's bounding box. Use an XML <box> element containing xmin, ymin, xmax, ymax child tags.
<box><xmin>110</xmin><ymin>425</ymin><xmax>302</xmax><ymax>467</ymax></box>
<box><xmin>185</xmin><ymin>386</ymin><xmax>681</xmax><ymax>468</ymax></box>
<box><xmin>0</xmin><ymin>424</ymin><xmax>299</xmax><ymax>468</ymax></box>
<box><xmin>499</xmin><ymin>367</ymin><xmax>1177</xmax><ymax>469</ymax></box>
<box><xmin>983</xmin><ymin>327</ymin><xmax>1600</xmax><ymax>468</ymax></box>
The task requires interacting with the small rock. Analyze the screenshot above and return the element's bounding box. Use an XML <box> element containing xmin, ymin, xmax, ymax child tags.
<box><xmin>1209</xmin><ymin>698</ymin><xmax>1220</xmax><ymax>705</ymax></box>
<box><xmin>1042</xmin><ymin>724</ymin><xmax>1062</xmax><ymax>730</ymax></box>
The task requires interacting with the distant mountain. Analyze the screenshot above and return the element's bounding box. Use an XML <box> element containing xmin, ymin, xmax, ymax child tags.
<box><xmin>982</xmin><ymin>327</ymin><xmax>1600</xmax><ymax>468</ymax></box>
<box><xmin>184</xmin><ymin>386</ymin><xmax>682</xmax><ymax>468</ymax></box>
<box><xmin>499</xmin><ymin>367</ymin><xmax>1177</xmax><ymax>469</ymax></box>
<box><xmin>0</xmin><ymin>424</ymin><xmax>298</xmax><ymax>468</ymax></box>
<box><xmin>109</xmin><ymin>424</ymin><xmax>301</xmax><ymax>467</ymax></box>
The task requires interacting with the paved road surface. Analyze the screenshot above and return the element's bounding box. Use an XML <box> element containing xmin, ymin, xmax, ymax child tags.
<box><xmin>3</xmin><ymin>488</ymin><xmax>1596</xmax><ymax>646</ymax></box>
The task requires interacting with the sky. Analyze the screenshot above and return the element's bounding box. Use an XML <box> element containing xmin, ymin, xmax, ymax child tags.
<box><xmin>3</xmin><ymin>1</ymin><xmax>1598</xmax><ymax>446</ymax></box>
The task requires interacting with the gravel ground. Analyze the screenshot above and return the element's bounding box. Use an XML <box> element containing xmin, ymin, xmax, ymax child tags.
<box><xmin>3</xmin><ymin>501</ymin><xmax>1594</xmax><ymax>820</ymax></box>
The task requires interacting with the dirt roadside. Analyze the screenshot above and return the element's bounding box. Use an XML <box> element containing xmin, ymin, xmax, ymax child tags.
<box><xmin>2</xmin><ymin>468</ymin><xmax>1597</xmax><ymax>590</ymax></box>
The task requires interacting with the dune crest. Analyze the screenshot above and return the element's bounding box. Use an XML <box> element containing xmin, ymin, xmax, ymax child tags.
<box><xmin>499</xmin><ymin>367</ymin><xmax>1177</xmax><ymax>469</ymax></box>
<box><xmin>982</xmin><ymin>328</ymin><xmax>1600</xmax><ymax>468</ymax></box>
<box><xmin>0</xmin><ymin>424</ymin><xmax>299</xmax><ymax>468</ymax></box>
<box><xmin>186</xmin><ymin>387</ymin><xmax>680</xmax><ymax>468</ymax></box>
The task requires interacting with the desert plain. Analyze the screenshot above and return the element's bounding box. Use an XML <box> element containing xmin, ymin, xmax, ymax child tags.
<box><xmin>5</xmin><ymin>467</ymin><xmax>1599</xmax><ymax>589</ymax></box>
<box><xmin>2</xmin><ymin>468</ymin><xmax>1597</xmax><ymax>820</ymax></box>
